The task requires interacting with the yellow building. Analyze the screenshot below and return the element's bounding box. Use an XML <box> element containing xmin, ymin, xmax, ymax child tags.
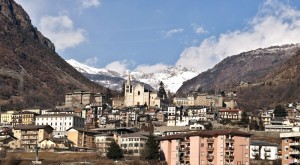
<box><xmin>11</xmin><ymin>111</ymin><xmax>37</xmax><ymax>127</ymax></box>
<box><xmin>195</xmin><ymin>94</ymin><xmax>223</xmax><ymax>107</ymax></box>
<box><xmin>0</xmin><ymin>110</ymin><xmax>16</xmax><ymax>124</ymax></box>
<box><xmin>39</xmin><ymin>137</ymin><xmax>74</xmax><ymax>149</ymax></box>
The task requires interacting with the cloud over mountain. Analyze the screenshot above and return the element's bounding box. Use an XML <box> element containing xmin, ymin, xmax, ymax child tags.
<box><xmin>176</xmin><ymin>0</ymin><xmax>300</xmax><ymax>72</ymax></box>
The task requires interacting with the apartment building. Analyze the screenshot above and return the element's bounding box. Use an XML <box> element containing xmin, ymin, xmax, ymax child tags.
<box><xmin>160</xmin><ymin>129</ymin><xmax>251</xmax><ymax>165</ymax></box>
<box><xmin>11</xmin><ymin>111</ymin><xmax>37</xmax><ymax>127</ymax></box>
<box><xmin>67</xmin><ymin>128</ymin><xmax>98</xmax><ymax>149</ymax></box>
<box><xmin>219</xmin><ymin>109</ymin><xmax>242</xmax><ymax>121</ymax></box>
<box><xmin>118</xmin><ymin>131</ymin><xmax>149</xmax><ymax>156</ymax></box>
<box><xmin>250</xmin><ymin>140</ymin><xmax>278</xmax><ymax>160</ymax></box>
<box><xmin>12</xmin><ymin>125</ymin><xmax>54</xmax><ymax>150</ymax></box>
<box><xmin>0</xmin><ymin>110</ymin><xmax>16</xmax><ymax>125</ymax></box>
<box><xmin>94</xmin><ymin>134</ymin><xmax>114</xmax><ymax>153</ymax></box>
<box><xmin>35</xmin><ymin>114</ymin><xmax>85</xmax><ymax>137</ymax></box>
<box><xmin>280</xmin><ymin>132</ymin><xmax>300</xmax><ymax>165</ymax></box>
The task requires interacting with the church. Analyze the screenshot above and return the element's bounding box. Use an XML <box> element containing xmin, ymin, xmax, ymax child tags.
<box><xmin>124</xmin><ymin>73</ymin><xmax>161</xmax><ymax>107</ymax></box>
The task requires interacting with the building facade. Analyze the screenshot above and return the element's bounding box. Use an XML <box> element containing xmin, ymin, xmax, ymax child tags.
<box><xmin>35</xmin><ymin>114</ymin><xmax>85</xmax><ymax>137</ymax></box>
<box><xmin>280</xmin><ymin>132</ymin><xmax>300</xmax><ymax>165</ymax></box>
<box><xmin>160</xmin><ymin>129</ymin><xmax>251</xmax><ymax>165</ymax></box>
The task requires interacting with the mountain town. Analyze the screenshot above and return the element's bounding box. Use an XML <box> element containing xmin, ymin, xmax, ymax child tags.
<box><xmin>1</xmin><ymin>0</ymin><xmax>300</xmax><ymax>165</ymax></box>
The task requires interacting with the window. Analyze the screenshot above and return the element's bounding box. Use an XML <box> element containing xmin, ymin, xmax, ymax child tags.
<box><xmin>285</xmin><ymin>154</ymin><xmax>289</xmax><ymax>159</ymax></box>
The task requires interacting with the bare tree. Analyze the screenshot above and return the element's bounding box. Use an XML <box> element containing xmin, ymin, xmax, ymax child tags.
<box><xmin>0</xmin><ymin>147</ymin><xmax>7</xmax><ymax>165</ymax></box>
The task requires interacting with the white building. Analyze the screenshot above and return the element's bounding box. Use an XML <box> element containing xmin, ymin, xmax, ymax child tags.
<box><xmin>118</xmin><ymin>131</ymin><xmax>149</xmax><ymax>156</ymax></box>
<box><xmin>250</xmin><ymin>140</ymin><xmax>279</xmax><ymax>160</ymax></box>
<box><xmin>35</xmin><ymin>114</ymin><xmax>84</xmax><ymax>137</ymax></box>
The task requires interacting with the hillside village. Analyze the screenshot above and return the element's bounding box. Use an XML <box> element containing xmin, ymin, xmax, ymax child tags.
<box><xmin>0</xmin><ymin>73</ymin><xmax>299</xmax><ymax>165</ymax></box>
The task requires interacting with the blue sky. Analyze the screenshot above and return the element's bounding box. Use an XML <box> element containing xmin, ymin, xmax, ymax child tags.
<box><xmin>15</xmin><ymin>0</ymin><xmax>300</xmax><ymax>74</ymax></box>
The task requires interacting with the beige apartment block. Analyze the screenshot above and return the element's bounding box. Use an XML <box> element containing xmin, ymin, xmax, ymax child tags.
<box><xmin>195</xmin><ymin>94</ymin><xmax>223</xmax><ymax>107</ymax></box>
<box><xmin>67</xmin><ymin>128</ymin><xmax>98</xmax><ymax>149</ymax></box>
<box><xmin>280</xmin><ymin>132</ymin><xmax>300</xmax><ymax>165</ymax></box>
<box><xmin>160</xmin><ymin>129</ymin><xmax>251</xmax><ymax>165</ymax></box>
<box><xmin>13</xmin><ymin>125</ymin><xmax>54</xmax><ymax>150</ymax></box>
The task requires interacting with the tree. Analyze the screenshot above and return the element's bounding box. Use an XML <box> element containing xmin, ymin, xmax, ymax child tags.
<box><xmin>249</xmin><ymin>120</ymin><xmax>259</xmax><ymax>130</ymax></box>
<box><xmin>141</xmin><ymin>134</ymin><xmax>160</xmax><ymax>162</ymax></box>
<box><xmin>240</xmin><ymin>111</ymin><xmax>249</xmax><ymax>126</ymax></box>
<box><xmin>106</xmin><ymin>140</ymin><xmax>123</xmax><ymax>160</ymax></box>
<box><xmin>274</xmin><ymin>105</ymin><xmax>287</xmax><ymax>117</ymax></box>
<box><xmin>157</xmin><ymin>81</ymin><xmax>167</xmax><ymax>99</ymax></box>
<box><xmin>258</xmin><ymin>115</ymin><xmax>265</xmax><ymax>131</ymax></box>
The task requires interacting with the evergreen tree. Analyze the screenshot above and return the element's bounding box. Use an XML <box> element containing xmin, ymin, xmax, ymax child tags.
<box><xmin>258</xmin><ymin>116</ymin><xmax>265</xmax><ymax>131</ymax></box>
<box><xmin>249</xmin><ymin>120</ymin><xmax>259</xmax><ymax>130</ymax></box>
<box><xmin>240</xmin><ymin>111</ymin><xmax>249</xmax><ymax>126</ymax></box>
<box><xmin>157</xmin><ymin>81</ymin><xmax>167</xmax><ymax>99</ymax></box>
<box><xmin>106</xmin><ymin>140</ymin><xmax>123</xmax><ymax>160</ymax></box>
<box><xmin>122</xmin><ymin>81</ymin><xmax>125</xmax><ymax>96</ymax></box>
<box><xmin>274</xmin><ymin>105</ymin><xmax>287</xmax><ymax>117</ymax></box>
<box><xmin>141</xmin><ymin>134</ymin><xmax>160</xmax><ymax>162</ymax></box>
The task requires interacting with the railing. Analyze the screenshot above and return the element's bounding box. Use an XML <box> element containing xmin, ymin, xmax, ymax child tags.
<box><xmin>252</xmin><ymin>147</ymin><xmax>259</xmax><ymax>151</ymax></box>
<box><xmin>290</xmin><ymin>142</ymin><xmax>300</xmax><ymax>146</ymax></box>
<box><xmin>207</xmin><ymin>147</ymin><xmax>214</xmax><ymax>151</ymax></box>
<box><xmin>225</xmin><ymin>147</ymin><xmax>234</xmax><ymax>151</ymax></box>
<box><xmin>225</xmin><ymin>155</ymin><xmax>234</xmax><ymax>159</ymax></box>
<box><xmin>225</xmin><ymin>139</ymin><xmax>234</xmax><ymax>143</ymax></box>
<box><xmin>207</xmin><ymin>155</ymin><xmax>214</xmax><ymax>160</ymax></box>
<box><xmin>264</xmin><ymin>148</ymin><xmax>271</xmax><ymax>152</ymax></box>
<box><xmin>207</xmin><ymin>138</ymin><xmax>214</xmax><ymax>143</ymax></box>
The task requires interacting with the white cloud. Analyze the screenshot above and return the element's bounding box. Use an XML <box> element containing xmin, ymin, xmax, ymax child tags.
<box><xmin>105</xmin><ymin>60</ymin><xmax>130</xmax><ymax>74</ymax></box>
<box><xmin>176</xmin><ymin>0</ymin><xmax>300</xmax><ymax>72</ymax></box>
<box><xmin>135</xmin><ymin>63</ymin><xmax>168</xmax><ymax>74</ymax></box>
<box><xmin>84</xmin><ymin>57</ymin><xmax>99</xmax><ymax>67</ymax></box>
<box><xmin>38</xmin><ymin>15</ymin><xmax>86</xmax><ymax>51</ymax></box>
<box><xmin>80</xmin><ymin>0</ymin><xmax>101</xmax><ymax>9</ymax></box>
<box><xmin>192</xmin><ymin>24</ymin><xmax>208</xmax><ymax>35</ymax></box>
<box><xmin>162</xmin><ymin>28</ymin><xmax>184</xmax><ymax>38</ymax></box>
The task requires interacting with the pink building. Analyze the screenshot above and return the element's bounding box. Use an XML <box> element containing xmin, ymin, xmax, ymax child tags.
<box><xmin>160</xmin><ymin>129</ymin><xmax>251</xmax><ymax>165</ymax></box>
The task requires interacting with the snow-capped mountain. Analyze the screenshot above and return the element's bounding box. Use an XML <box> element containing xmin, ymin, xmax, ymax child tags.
<box><xmin>66</xmin><ymin>59</ymin><xmax>199</xmax><ymax>93</ymax></box>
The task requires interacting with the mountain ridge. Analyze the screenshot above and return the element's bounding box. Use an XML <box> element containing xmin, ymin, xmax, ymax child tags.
<box><xmin>0</xmin><ymin>0</ymin><xmax>107</xmax><ymax>109</ymax></box>
<box><xmin>66</xmin><ymin>59</ymin><xmax>199</xmax><ymax>93</ymax></box>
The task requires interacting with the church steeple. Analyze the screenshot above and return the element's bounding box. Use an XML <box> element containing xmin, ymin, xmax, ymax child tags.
<box><xmin>126</xmin><ymin>72</ymin><xmax>131</xmax><ymax>86</ymax></box>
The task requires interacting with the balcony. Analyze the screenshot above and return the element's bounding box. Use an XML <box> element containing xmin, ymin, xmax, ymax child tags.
<box><xmin>290</xmin><ymin>142</ymin><xmax>300</xmax><ymax>146</ymax></box>
<box><xmin>264</xmin><ymin>153</ymin><xmax>270</xmax><ymax>157</ymax></box>
<box><xmin>226</xmin><ymin>139</ymin><xmax>234</xmax><ymax>143</ymax></box>
<box><xmin>207</xmin><ymin>155</ymin><xmax>214</xmax><ymax>160</ymax></box>
<box><xmin>207</xmin><ymin>147</ymin><xmax>214</xmax><ymax>152</ymax></box>
<box><xmin>225</xmin><ymin>155</ymin><xmax>234</xmax><ymax>160</ymax></box>
<box><xmin>252</xmin><ymin>147</ymin><xmax>259</xmax><ymax>151</ymax></box>
<box><xmin>290</xmin><ymin>159</ymin><xmax>300</xmax><ymax>164</ymax></box>
<box><xmin>264</xmin><ymin>148</ymin><xmax>271</xmax><ymax>152</ymax></box>
<box><xmin>225</xmin><ymin>147</ymin><xmax>234</xmax><ymax>151</ymax></box>
<box><xmin>225</xmin><ymin>163</ymin><xmax>234</xmax><ymax>165</ymax></box>
<box><xmin>290</xmin><ymin>150</ymin><xmax>300</xmax><ymax>155</ymax></box>
<box><xmin>207</xmin><ymin>138</ymin><xmax>214</xmax><ymax>143</ymax></box>
<box><xmin>206</xmin><ymin>163</ymin><xmax>214</xmax><ymax>165</ymax></box>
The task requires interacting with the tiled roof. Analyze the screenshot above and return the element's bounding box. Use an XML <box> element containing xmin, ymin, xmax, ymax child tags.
<box><xmin>159</xmin><ymin>129</ymin><xmax>252</xmax><ymax>140</ymax></box>
<box><xmin>14</xmin><ymin>125</ymin><xmax>54</xmax><ymax>130</ymax></box>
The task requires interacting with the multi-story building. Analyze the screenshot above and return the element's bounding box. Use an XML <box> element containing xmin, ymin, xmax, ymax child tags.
<box><xmin>11</xmin><ymin>111</ymin><xmax>37</xmax><ymax>127</ymax></box>
<box><xmin>173</xmin><ymin>96</ymin><xmax>195</xmax><ymax>107</ymax></box>
<box><xmin>35</xmin><ymin>114</ymin><xmax>85</xmax><ymax>137</ymax></box>
<box><xmin>280</xmin><ymin>132</ymin><xmax>300</xmax><ymax>165</ymax></box>
<box><xmin>94</xmin><ymin>134</ymin><xmax>114</xmax><ymax>153</ymax></box>
<box><xmin>250</xmin><ymin>140</ymin><xmax>279</xmax><ymax>160</ymax></box>
<box><xmin>195</xmin><ymin>94</ymin><xmax>223</xmax><ymax>108</ymax></box>
<box><xmin>261</xmin><ymin>112</ymin><xmax>272</xmax><ymax>126</ymax></box>
<box><xmin>187</xmin><ymin>106</ymin><xmax>207</xmax><ymax>121</ymax></box>
<box><xmin>218</xmin><ymin>109</ymin><xmax>243</xmax><ymax>121</ymax></box>
<box><xmin>160</xmin><ymin>129</ymin><xmax>251</xmax><ymax>165</ymax></box>
<box><xmin>12</xmin><ymin>125</ymin><xmax>54</xmax><ymax>150</ymax></box>
<box><xmin>67</xmin><ymin>128</ymin><xmax>98</xmax><ymax>149</ymax></box>
<box><xmin>0</xmin><ymin>110</ymin><xmax>16</xmax><ymax>125</ymax></box>
<box><xmin>167</xmin><ymin>106</ymin><xmax>177</xmax><ymax>126</ymax></box>
<box><xmin>118</xmin><ymin>131</ymin><xmax>149</xmax><ymax>156</ymax></box>
<box><xmin>65</xmin><ymin>90</ymin><xmax>104</xmax><ymax>107</ymax></box>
